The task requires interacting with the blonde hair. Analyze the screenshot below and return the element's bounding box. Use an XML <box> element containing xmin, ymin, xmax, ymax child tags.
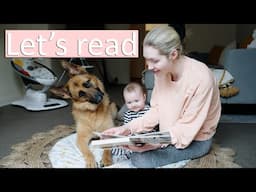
<box><xmin>123</xmin><ymin>82</ymin><xmax>146</xmax><ymax>97</ymax></box>
<box><xmin>143</xmin><ymin>25</ymin><xmax>183</xmax><ymax>56</ymax></box>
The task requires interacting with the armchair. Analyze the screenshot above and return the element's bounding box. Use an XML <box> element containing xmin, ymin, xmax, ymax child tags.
<box><xmin>220</xmin><ymin>48</ymin><xmax>256</xmax><ymax>104</ymax></box>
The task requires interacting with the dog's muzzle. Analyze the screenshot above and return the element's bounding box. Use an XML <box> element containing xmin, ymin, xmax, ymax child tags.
<box><xmin>89</xmin><ymin>91</ymin><xmax>104</xmax><ymax>104</ymax></box>
<box><xmin>78</xmin><ymin>88</ymin><xmax>104</xmax><ymax>104</ymax></box>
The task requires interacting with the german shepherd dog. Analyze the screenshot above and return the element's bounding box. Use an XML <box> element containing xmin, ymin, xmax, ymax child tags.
<box><xmin>50</xmin><ymin>61</ymin><xmax>117</xmax><ymax>168</ymax></box>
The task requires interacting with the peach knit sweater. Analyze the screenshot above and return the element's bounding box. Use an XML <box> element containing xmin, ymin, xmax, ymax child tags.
<box><xmin>127</xmin><ymin>56</ymin><xmax>221</xmax><ymax>149</ymax></box>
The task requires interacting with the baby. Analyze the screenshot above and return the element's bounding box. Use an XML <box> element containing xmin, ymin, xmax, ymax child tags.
<box><xmin>112</xmin><ymin>82</ymin><xmax>150</xmax><ymax>162</ymax></box>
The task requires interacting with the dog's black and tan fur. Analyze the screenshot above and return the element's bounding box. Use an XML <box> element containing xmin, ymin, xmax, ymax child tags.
<box><xmin>50</xmin><ymin>61</ymin><xmax>117</xmax><ymax>168</ymax></box>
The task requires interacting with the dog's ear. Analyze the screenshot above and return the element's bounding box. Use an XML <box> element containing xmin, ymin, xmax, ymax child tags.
<box><xmin>50</xmin><ymin>86</ymin><xmax>71</xmax><ymax>99</ymax></box>
<box><xmin>61</xmin><ymin>60</ymin><xmax>88</xmax><ymax>76</ymax></box>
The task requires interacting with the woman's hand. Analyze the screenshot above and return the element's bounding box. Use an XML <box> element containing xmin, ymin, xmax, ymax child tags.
<box><xmin>123</xmin><ymin>143</ymin><xmax>162</xmax><ymax>152</ymax></box>
<box><xmin>102</xmin><ymin>125</ymin><xmax>131</xmax><ymax>137</ymax></box>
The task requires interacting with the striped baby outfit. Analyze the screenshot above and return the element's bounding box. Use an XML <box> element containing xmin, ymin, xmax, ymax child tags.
<box><xmin>111</xmin><ymin>105</ymin><xmax>150</xmax><ymax>162</ymax></box>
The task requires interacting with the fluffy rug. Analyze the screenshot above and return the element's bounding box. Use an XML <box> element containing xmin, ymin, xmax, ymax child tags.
<box><xmin>0</xmin><ymin>125</ymin><xmax>241</xmax><ymax>168</ymax></box>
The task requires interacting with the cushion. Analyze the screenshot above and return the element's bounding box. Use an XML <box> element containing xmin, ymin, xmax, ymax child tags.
<box><xmin>247</xmin><ymin>29</ymin><xmax>256</xmax><ymax>48</ymax></box>
<box><xmin>211</xmin><ymin>68</ymin><xmax>234</xmax><ymax>86</ymax></box>
<box><xmin>211</xmin><ymin>68</ymin><xmax>239</xmax><ymax>98</ymax></box>
<box><xmin>247</xmin><ymin>41</ymin><xmax>256</xmax><ymax>48</ymax></box>
<box><xmin>219</xmin><ymin>86</ymin><xmax>239</xmax><ymax>98</ymax></box>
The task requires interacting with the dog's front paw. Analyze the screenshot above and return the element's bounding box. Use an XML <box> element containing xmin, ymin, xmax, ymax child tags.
<box><xmin>85</xmin><ymin>157</ymin><xmax>97</xmax><ymax>168</ymax></box>
<box><xmin>101</xmin><ymin>151</ymin><xmax>112</xmax><ymax>167</ymax></box>
<box><xmin>100</xmin><ymin>159</ymin><xmax>112</xmax><ymax>167</ymax></box>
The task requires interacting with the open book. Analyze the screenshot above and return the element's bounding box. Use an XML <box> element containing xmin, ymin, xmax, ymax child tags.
<box><xmin>90</xmin><ymin>131</ymin><xmax>172</xmax><ymax>149</ymax></box>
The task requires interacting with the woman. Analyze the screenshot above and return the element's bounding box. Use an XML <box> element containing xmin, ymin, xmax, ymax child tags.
<box><xmin>103</xmin><ymin>25</ymin><xmax>221</xmax><ymax>168</ymax></box>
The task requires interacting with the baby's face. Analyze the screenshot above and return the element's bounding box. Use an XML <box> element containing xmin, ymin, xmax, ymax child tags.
<box><xmin>124</xmin><ymin>89</ymin><xmax>146</xmax><ymax>112</ymax></box>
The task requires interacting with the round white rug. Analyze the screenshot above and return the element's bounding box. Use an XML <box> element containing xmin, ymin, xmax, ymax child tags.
<box><xmin>49</xmin><ymin>133</ymin><xmax>190</xmax><ymax>168</ymax></box>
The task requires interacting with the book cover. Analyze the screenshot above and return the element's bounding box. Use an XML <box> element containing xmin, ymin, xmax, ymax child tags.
<box><xmin>90</xmin><ymin>131</ymin><xmax>171</xmax><ymax>148</ymax></box>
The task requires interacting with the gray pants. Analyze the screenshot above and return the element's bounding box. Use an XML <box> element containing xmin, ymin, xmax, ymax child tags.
<box><xmin>130</xmin><ymin>138</ymin><xmax>213</xmax><ymax>168</ymax></box>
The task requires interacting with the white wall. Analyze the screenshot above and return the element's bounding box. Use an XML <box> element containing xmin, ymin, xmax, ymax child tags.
<box><xmin>145</xmin><ymin>24</ymin><xmax>237</xmax><ymax>53</ymax></box>
<box><xmin>185</xmin><ymin>24</ymin><xmax>236</xmax><ymax>52</ymax></box>
<box><xmin>0</xmin><ymin>24</ymin><xmax>66</xmax><ymax>107</ymax></box>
